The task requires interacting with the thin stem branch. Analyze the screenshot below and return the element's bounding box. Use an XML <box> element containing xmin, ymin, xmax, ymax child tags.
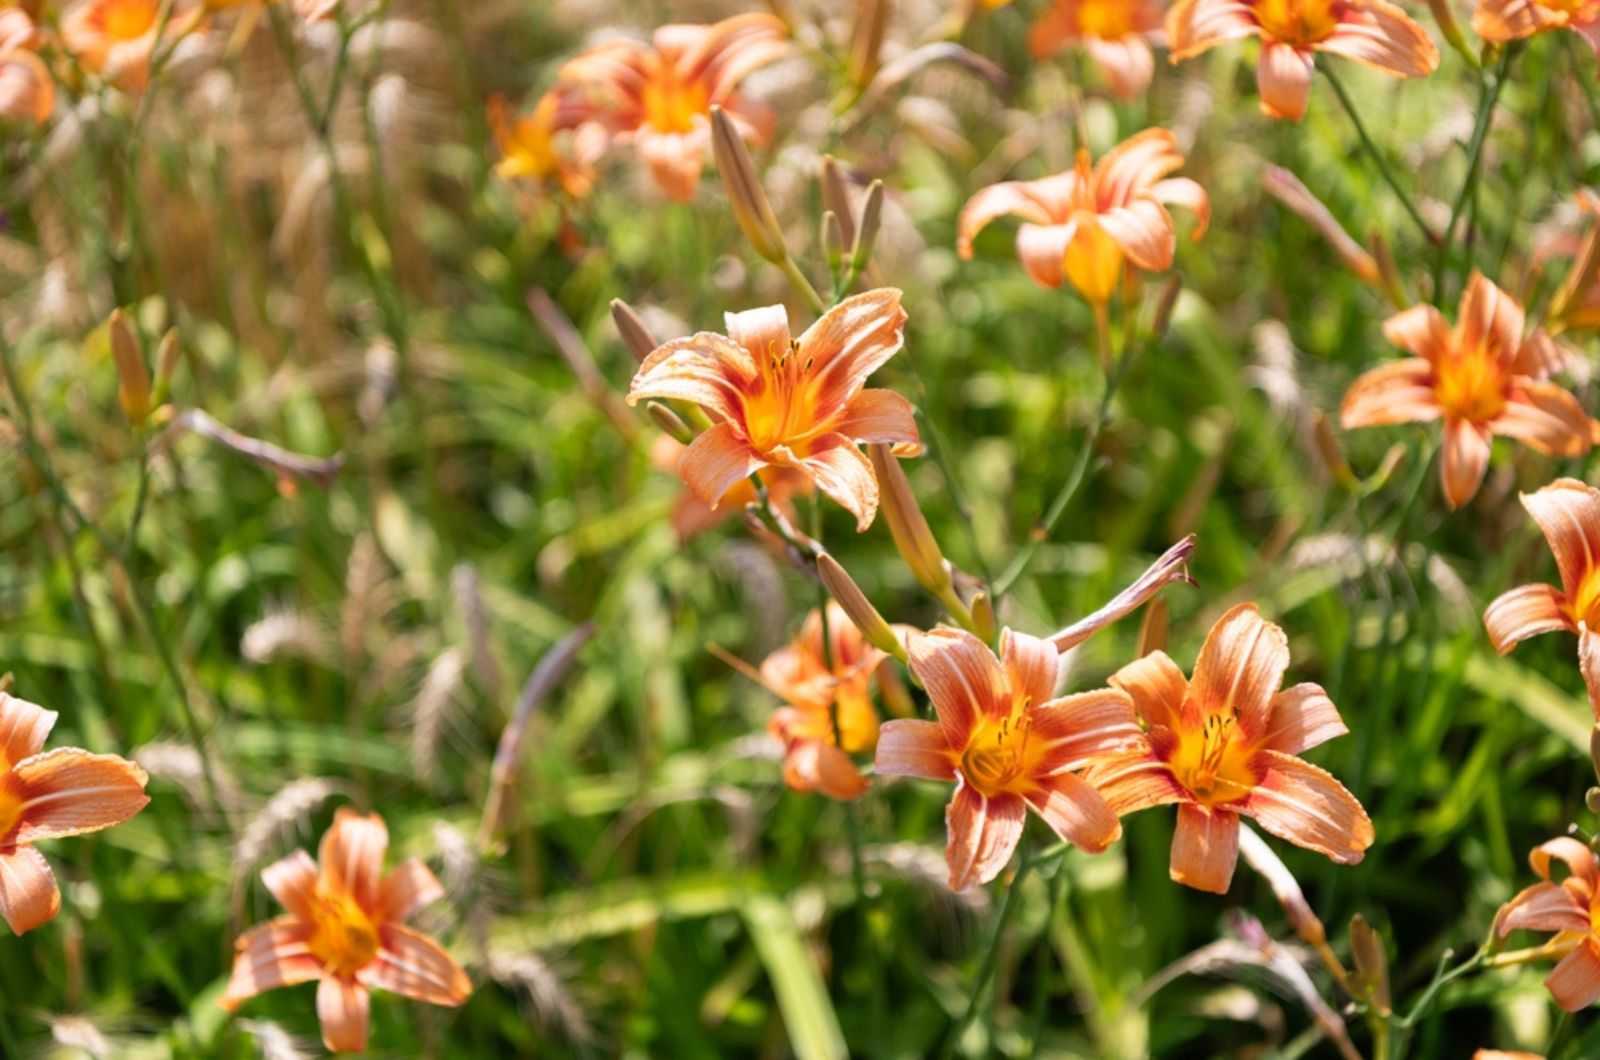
<box><xmin>1431</xmin><ymin>46</ymin><xmax>1516</xmax><ymax>299</ymax></box>
<box><xmin>1321</xmin><ymin>65</ymin><xmax>1440</xmax><ymax>249</ymax></box>
<box><xmin>938</xmin><ymin>852</ymin><xmax>1034</xmax><ymax>1060</ymax></box>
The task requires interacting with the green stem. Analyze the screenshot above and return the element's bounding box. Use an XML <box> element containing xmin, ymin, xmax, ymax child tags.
<box><xmin>1321</xmin><ymin>64</ymin><xmax>1440</xmax><ymax>249</ymax></box>
<box><xmin>778</xmin><ymin>254</ymin><xmax>828</xmax><ymax>315</ymax></box>
<box><xmin>1430</xmin><ymin>47</ymin><xmax>1516</xmax><ymax>300</ymax></box>
<box><xmin>938</xmin><ymin>853</ymin><xmax>1034</xmax><ymax>1060</ymax></box>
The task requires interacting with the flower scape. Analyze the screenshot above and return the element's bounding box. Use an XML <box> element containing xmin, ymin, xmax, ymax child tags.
<box><xmin>5</xmin><ymin>0</ymin><xmax>1600</xmax><ymax>1057</ymax></box>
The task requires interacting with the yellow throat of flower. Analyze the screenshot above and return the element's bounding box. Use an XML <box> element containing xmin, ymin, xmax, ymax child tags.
<box><xmin>1432</xmin><ymin>346</ymin><xmax>1509</xmax><ymax>423</ymax></box>
<box><xmin>960</xmin><ymin>702</ymin><xmax>1034</xmax><ymax>798</ymax></box>
<box><xmin>1077</xmin><ymin>0</ymin><xmax>1143</xmax><ymax>38</ymax></box>
<box><xmin>1252</xmin><ymin>0</ymin><xmax>1342</xmax><ymax>45</ymax></box>
<box><xmin>98</xmin><ymin>0</ymin><xmax>160</xmax><ymax>41</ymax></box>
<box><xmin>306</xmin><ymin>887</ymin><xmax>382</xmax><ymax>978</ymax></box>
<box><xmin>743</xmin><ymin>337</ymin><xmax>819</xmax><ymax>453</ymax></box>
<box><xmin>1169</xmin><ymin>712</ymin><xmax>1256</xmax><ymax>806</ymax></box>
<box><xmin>0</xmin><ymin>787</ymin><xmax>22</xmax><ymax>844</ymax></box>
<box><xmin>641</xmin><ymin>68</ymin><xmax>710</xmax><ymax>135</ymax></box>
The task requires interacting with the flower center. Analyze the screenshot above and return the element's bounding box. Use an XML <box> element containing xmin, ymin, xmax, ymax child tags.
<box><xmin>1251</xmin><ymin>0</ymin><xmax>1343</xmax><ymax>44</ymax></box>
<box><xmin>1076</xmin><ymin>0</ymin><xmax>1143</xmax><ymax>38</ymax></box>
<box><xmin>0</xmin><ymin>786</ymin><xmax>22</xmax><ymax>846</ymax></box>
<box><xmin>306</xmin><ymin>887</ymin><xmax>381</xmax><ymax>978</ymax></box>
<box><xmin>743</xmin><ymin>337</ymin><xmax>818</xmax><ymax>453</ymax></box>
<box><xmin>1168</xmin><ymin>713</ymin><xmax>1257</xmax><ymax>807</ymax></box>
<box><xmin>641</xmin><ymin>69</ymin><xmax>710</xmax><ymax>135</ymax></box>
<box><xmin>960</xmin><ymin>710</ymin><xmax>1031</xmax><ymax>798</ymax></box>
<box><xmin>1064</xmin><ymin>219</ymin><xmax>1126</xmax><ymax>305</ymax></box>
<box><xmin>99</xmin><ymin>0</ymin><xmax>159</xmax><ymax>41</ymax></box>
<box><xmin>1432</xmin><ymin>346</ymin><xmax>1508</xmax><ymax>423</ymax></box>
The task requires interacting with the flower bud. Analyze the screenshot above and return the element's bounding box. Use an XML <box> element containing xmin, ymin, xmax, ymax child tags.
<box><xmin>969</xmin><ymin>591</ymin><xmax>996</xmax><ymax>644</ymax></box>
<box><xmin>1586</xmin><ymin>786</ymin><xmax>1600</xmax><ymax>815</ymax></box>
<box><xmin>1589</xmin><ymin>724</ymin><xmax>1600</xmax><ymax>787</ymax></box>
<box><xmin>1349</xmin><ymin>914</ymin><xmax>1391</xmax><ymax>1015</ymax></box>
<box><xmin>647</xmin><ymin>401</ymin><xmax>694</xmax><ymax>444</ymax></box>
<box><xmin>868</xmin><ymin>443</ymin><xmax>949</xmax><ymax>596</ymax></box>
<box><xmin>821</xmin><ymin>156</ymin><xmax>857</xmax><ymax>249</ymax></box>
<box><xmin>822</xmin><ymin>210</ymin><xmax>846</xmax><ymax>276</ymax></box>
<box><xmin>1262</xmin><ymin>166</ymin><xmax>1379</xmax><ymax>286</ymax></box>
<box><xmin>710</xmin><ymin>105</ymin><xmax>788</xmax><ymax>265</ymax></box>
<box><xmin>1551</xmin><ymin>222</ymin><xmax>1600</xmax><ymax>331</ymax></box>
<box><xmin>152</xmin><ymin>328</ymin><xmax>181</xmax><ymax>405</ymax></box>
<box><xmin>610</xmin><ymin>298</ymin><xmax>658</xmax><ymax>363</ymax></box>
<box><xmin>817</xmin><ymin>553</ymin><xmax>906</xmax><ymax>661</ymax></box>
<box><xmin>845</xmin><ymin>0</ymin><xmax>888</xmax><ymax>97</ymax></box>
<box><xmin>1426</xmin><ymin>0</ymin><xmax>1480</xmax><ymax>68</ymax></box>
<box><xmin>848</xmin><ymin>180</ymin><xmax>884</xmax><ymax>277</ymax></box>
<box><xmin>1313</xmin><ymin>411</ymin><xmax>1358</xmax><ymax>491</ymax></box>
<box><xmin>1151</xmin><ymin>274</ymin><xmax>1183</xmax><ymax>340</ymax></box>
<box><xmin>108</xmin><ymin>309</ymin><xmax>151</xmax><ymax>426</ymax></box>
<box><xmin>1369</xmin><ymin>232</ymin><xmax>1409</xmax><ymax>309</ymax></box>
<box><xmin>1136</xmin><ymin>596</ymin><xmax>1168</xmax><ymax>657</ymax></box>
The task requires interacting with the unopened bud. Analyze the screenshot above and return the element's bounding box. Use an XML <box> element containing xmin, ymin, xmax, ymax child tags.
<box><xmin>647</xmin><ymin>401</ymin><xmax>694</xmax><ymax>444</ymax></box>
<box><xmin>711</xmin><ymin>105</ymin><xmax>788</xmax><ymax>265</ymax></box>
<box><xmin>1586</xmin><ymin>787</ymin><xmax>1600</xmax><ymax>815</ymax></box>
<box><xmin>1369</xmin><ymin>232</ymin><xmax>1409</xmax><ymax>309</ymax></box>
<box><xmin>1262</xmin><ymin>166</ymin><xmax>1378</xmax><ymax>286</ymax></box>
<box><xmin>1365</xmin><ymin>444</ymin><xmax>1406</xmax><ymax>494</ymax></box>
<box><xmin>969</xmin><ymin>591</ymin><xmax>996</xmax><ymax>644</ymax></box>
<box><xmin>1589</xmin><ymin>724</ymin><xmax>1600</xmax><ymax>787</ymax></box>
<box><xmin>1151</xmin><ymin>275</ymin><xmax>1183</xmax><ymax>340</ymax></box>
<box><xmin>1551</xmin><ymin>221</ymin><xmax>1600</xmax><ymax>330</ymax></box>
<box><xmin>822</xmin><ymin>210</ymin><xmax>846</xmax><ymax>276</ymax></box>
<box><xmin>848</xmin><ymin>180</ymin><xmax>884</xmax><ymax>277</ymax></box>
<box><xmin>152</xmin><ymin>328</ymin><xmax>181</xmax><ymax>404</ymax></box>
<box><xmin>845</xmin><ymin>0</ymin><xmax>888</xmax><ymax>96</ymax></box>
<box><xmin>821</xmin><ymin>156</ymin><xmax>857</xmax><ymax>249</ymax></box>
<box><xmin>109</xmin><ymin>309</ymin><xmax>151</xmax><ymax>426</ymax></box>
<box><xmin>610</xmin><ymin>298</ymin><xmax>659</xmax><ymax>363</ymax></box>
<box><xmin>868</xmin><ymin>443</ymin><xmax>949</xmax><ymax>596</ymax></box>
<box><xmin>1313</xmin><ymin>411</ymin><xmax>1358</xmax><ymax>490</ymax></box>
<box><xmin>1349</xmin><ymin>914</ymin><xmax>1392</xmax><ymax>1015</ymax></box>
<box><xmin>817</xmin><ymin>553</ymin><xmax>906</xmax><ymax>661</ymax></box>
<box><xmin>1426</xmin><ymin>0</ymin><xmax>1480</xmax><ymax>68</ymax></box>
<box><xmin>1136</xmin><ymin>597</ymin><xmax>1168</xmax><ymax>657</ymax></box>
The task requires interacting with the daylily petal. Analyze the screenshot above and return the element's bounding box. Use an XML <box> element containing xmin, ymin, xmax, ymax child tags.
<box><xmin>1166</xmin><ymin>0</ymin><xmax>1260</xmax><ymax>60</ymax></box>
<box><xmin>1050</xmin><ymin>536</ymin><xmax>1197</xmax><ymax>651</ymax></box>
<box><xmin>379</xmin><ymin>859</ymin><xmax>447</xmax><ymax>923</ymax></box>
<box><xmin>1093</xmin><ymin>128</ymin><xmax>1185</xmax><ymax>204</ymax></box>
<box><xmin>1001</xmin><ymin>628</ymin><xmax>1059</xmax><ymax>711</ymax></box>
<box><xmin>724</xmin><ymin>303</ymin><xmax>791</xmax><ymax>362</ymax></box>
<box><xmin>1546</xmin><ymin>941</ymin><xmax>1600</xmax><ymax>1012</ymax></box>
<box><xmin>362</xmin><ymin>923</ymin><xmax>473</xmax><ymax>1006</ymax></box>
<box><xmin>945</xmin><ymin>782</ymin><xmax>1026</xmax><ymax>891</ymax></box>
<box><xmin>317</xmin><ymin>975</ymin><xmax>371</xmax><ymax>1054</ymax></box>
<box><xmin>1440</xmin><ymin>418</ymin><xmax>1492</xmax><ymax>509</ymax></box>
<box><xmin>1025</xmin><ymin>771</ymin><xmax>1121</xmax><ymax>853</ymax></box>
<box><xmin>319</xmin><ymin>808</ymin><xmax>388</xmax><ymax>912</ymax></box>
<box><xmin>1473</xmin><ymin>0</ymin><xmax>1568</xmax><ymax>40</ymax></box>
<box><xmin>1497</xmin><ymin>881</ymin><xmax>1590</xmax><ymax>937</ymax></box>
<box><xmin>1016</xmin><ymin>221</ymin><xmax>1078</xmax><ymax>288</ymax></box>
<box><xmin>1170</xmin><ymin>803</ymin><xmax>1240</xmax><ymax>893</ymax></box>
<box><xmin>1260</xmin><ymin>683</ymin><xmax>1349</xmax><ymax>755</ymax></box>
<box><xmin>1582</xmin><ymin>628</ymin><xmax>1600</xmax><ymax>721</ymax></box>
<box><xmin>798</xmin><ymin>433</ymin><xmax>879</xmax><ymax>531</ymax></box>
<box><xmin>262</xmin><ymin>849</ymin><xmax>320</xmax><ymax>924</ymax></box>
<box><xmin>833</xmin><ymin>389</ymin><xmax>923</xmax><ymax>452</ymax></box>
<box><xmin>636</xmin><ymin>126</ymin><xmax>708</xmax><ymax>202</ymax></box>
<box><xmin>874</xmin><ymin>719</ymin><xmax>956</xmax><ymax>781</ymax></box>
<box><xmin>1149</xmin><ymin>177</ymin><xmax>1211</xmax><ymax>238</ymax></box>
<box><xmin>906</xmin><ymin>628</ymin><xmax>1009</xmax><ymax>748</ymax></box>
<box><xmin>1030</xmin><ymin>688</ymin><xmax>1144</xmax><ymax>773</ymax></box>
<box><xmin>1458</xmin><ymin>270</ymin><xmax>1526</xmax><ymax>362</ymax></box>
<box><xmin>0</xmin><ymin>693</ymin><xmax>55</xmax><ymax>772</ymax></box>
<box><xmin>1095</xmin><ymin>197</ymin><xmax>1176</xmax><ymax>272</ymax></box>
<box><xmin>1483</xmin><ymin>583</ymin><xmax>1574</xmax><ymax>653</ymax></box>
<box><xmin>1028</xmin><ymin>3</ymin><xmax>1077</xmax><ymax>57</ymax></box>
<box><xmin>1318</xmin><ymin>0</ymin><xmax>1440</xmax><ymax>78</ymax></box>
<box><xmin>1111</xmin><ymin>650</ymin><xmax>1189</xmax><ymax>732</ymax></box>
<box><xmin>0</xmin><ymin>845</ymin><xmax>59</xmax><ymax>935</ymax></box>
<box><xmin>1520</xmin><ymin>479</ymin><xmax>1600</xmax><ymax>598</ymax></box>
<box><xmin>1382</xmin><ymin>304</ymin><xmax>1452</xmax><ymax>361</ymax></box>
<box><xmin>10</xmin><ymin>748</ymin><xmax>149</xmax><ymax>843</ymax></box>
<box><xmin>679</xmin><ymin>421</ymin><xmax>767</xmax><ymax>509</ymax></box>
<box><xmin>1188</xmin><ymin>603</ymin><xmax>1290</xmax><ymax>740</ymax></box>
<box><xmin>782</xmin><ymin>739</ymin><xmax>870</xmax><ymax>800</ymax></box>
<box><xmin>1492</xmin><ymin>382</ymin><xmax>1594</xmax><ymax>458</ymax></box>
<box><xmin>957</xmin><ymin>181</ymin><xmax>1062</xmax><ymax>258</ymax></box>
<box><xmin>1243</xmin><ymin>750</ymin><xmax>1374</xmax><ymax>864</ymax></box>
<box><xmin>1530</xmin><ymin>836</ymin><xmax>1600</xmax><ymax>887</ymax></box>
<box><xmin>1340</xmin><ymin>358</ymin><xmax>1441</xmax><ymax>428</ymax></box>
<box><xmin>800</xmin><ymin>288</ymin><xmax>908</xmax><ymax>421</ymax></box>
<box><xmin>627</xmin><ymin>331</ymin><xmax>754</xmax><ymax>420</ymax></box>
<box><xmin>1085</xmin><ymin>35</ymin><xmax>1156</xmax><ymax>99</ymax></box>
<box><xmin>221</xmin><ymin>917</ymin><xmax>319</xmax><ymax>1009</ymax></box>
<box><xmin>1257</xmin><ymin>42</ymin><xmax>1315</xmax><ymax>122</ymax></box>
<box><xmin>1082</xmin><ymin>748</ymin><xmax>1187</xmax><ymax>815</ymax></box>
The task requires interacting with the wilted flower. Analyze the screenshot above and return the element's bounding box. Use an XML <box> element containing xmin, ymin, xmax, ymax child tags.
<box><xmin>487</xmin><ymin>89</ymin><xmax>605</xmax><ymax>202</ymax></box>
<box><xmin>1167</xmin><ymin>0</ymin><xmax>1439</xmax><ymax>121</ymax></box>
<box><xmin>0</xmin><ymin>692</ymin><xmax>150</xmax><ymax>934</ymax></box>
<box><xmin>62</xmin><ymin>0</ymin><xmax>204</xmax><ymax>91</ymax></box>
<box><xmin>222</xmin><ymin>809</ymin><xmax>471</xmax><ymax>1053</ymax></box>
<box><xmin>1484</xmin><ymin>480</ymin><xmax>1600</xmax><ymax>715</ymax></box>
<box><xmin>1083</xmin><ymin>604</ymin><xmax>1373</xmax><ymax>894</ymax></box>
<box><xmin>1475</xmin><ymin>0</ymin><xmax>1600</xmax><ymax>57</ymax></box>
<box><xmin>1496</xmin><ymin>836</ymin><xmax>1600</xmax><ymax>1011</ymax></box>
<box><xmin>1029</xmin><ymin>0</ymin><xmax>1167</xmax><ymax>99</ymax></box>
<box><xmin>626</xmin><ymin>289</ymin><xmax>921</xmax><ymax>531</ymax></box>
<box><xmin>558</xmin><ymin>14</ymin><xmax>788</xmax><ymax>201</ymax></box>
<box><xmin>875</xmin><ymin>628</ymin><xmax>1142</xmax><ymax>890</ymax></box>
<box><xmin>1341</xmin><ymin>271</ymin><xmax>1592</xmax><ymax>509</ymax></box>
<box><xmin>957</xmin><ymin>128</ymin><xmax>1209</xmax><ymax>305</ymax></box>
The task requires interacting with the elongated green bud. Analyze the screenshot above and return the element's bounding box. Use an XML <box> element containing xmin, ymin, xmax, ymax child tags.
<box><xmin>711</xmin><ymin>105</ymin><xmax>788</xmax><ymax>265</ymax></box>
<box><xmin>817</xmin><ymin>553</ymin><xmax>906</xmax><ymax>662</ymax></box>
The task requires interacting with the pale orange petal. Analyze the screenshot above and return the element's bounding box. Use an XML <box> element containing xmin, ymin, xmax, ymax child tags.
<box><xmin>1150</xmin><ymin>177</ymin><xmax>1211</xmax><ymax>239</ymax></box>
<box><xmin>957</xmin><ymin>182</ymin><xmax>1063</xmax><ymax>258</ymax></box>
<box><xmin>636</xmin><ymin>126</ymin><xmax>708</xmax><ymax>202</ymax></box>
<box><xmin>1441</xmin><ymin>418</ymin><xmax>1492</xmax><ymax>509</ymax></box>
<box><xmin>945</xmin><ymin>783</ymin><xmax>1026</xmax><ymax>891</ymax></box>
<box><xmin>0</xmin><ymin>845</ymin><xmax>59</xmax><ymax>935</ymax></box>
<box><xmin>319</xmin><ymin>808</ymin><xmax>388</xmax><ymax>912</ymax></box>
<box><xmin>1085</xmin><ymin>36</ymin><xmax>1156</xmax><ymax>99</ymax></box>
<box><xmin>1170</xmin><ymin>803</ymin><xmax>1240</xmax><ymax>893</ymax></box>
<box><xmin>10</xmin><ymin>749</ymin><xmax>149</xmax><ymax>843</ymax></box>
<box><xmin>362</xmin><ymin>923</ymin><xmax>473</xmax><ymax>1006</ymax></box>
<box><xmin>1483</xmin><ymin>583</ymin><xmax>1573</xmax><ymax>654</ymax></box>
<box><xmin>1049</xmin><ymin>536</ymin><xmax>1197</xmax><ymax>651</ymax></box>
<box><xmin>906</xmin><ymin>628</ymin><xmax>1009</xmax><ymax>749</ymax></box>
<box><xmin>221</xmin><ymin>917</ymin><xmax>318</xmax><ymax>1009</ymax></box>
<box><xmin>1095</xmin><ymin>198</ymin><xmax>1176</xmax><ymax>272</ymax></box>
<box><xmin>1030</xmin><ymin>688</ymin><xmax>1144</xmax><ymax>772</ymax></box>
<box><xmin>800</xmin><ymin>288</ymin><xmax>908</xmax><ymax>421</ymax></box>
<box><xmin>1093</xmin><ymin>128</ymin><xmax>1185</xmax><ymax>204</ymax></box>
<box><xmin>317</xmin><ymin>975</ymin><xmax>371</xmax><ymax>1054</ymax></box>
<box><xmin>1497</xmin><ymin>881</ymin><xmax>1590</xmax><ymax>937</ymax></box>
<box><xmin>1001</xmin><ymin>629</ymin><xmax>1059</xmax><ymax>711</ymax></box>
<box><xmin>1340</xmin><ymin>359</ymin><xmax>1440</xmax><ymax>428</ymax></box>
<box><xmin>1546</xmin><ymin>941</ymin><xmax>1600</xmax><ymax>1012</ymax></box>
<box><xmin>1082</xmin><ymin>747</ymin><xmax>1187</xmax><ymax>815</ymax></box>
<box><xmin>1257</xmin><ymin>41</ymin><xmax>1314</xmax><ymax>122</ymax></box>
<box><xmin>1520</xmin><ymin>479</ymin><xmax>1600</xmax><ymax>598</ymax></box>
<box><xmin>1167</xmin><ymin>0</ymin><xmax>1260</xmax><ymax>59</ymax></box>
<box><xmin>0</xmin><ymin>49</ymin><xmax>52</xmax><ymax>124</ymax></box>
<box><xmin>262</xmin><ymin>849</ymin><xmax>319</xmax><ymax>924</ymax></box>
<box><xmin>1243</xmin><ymin>750</ymin><xmax>1374</xmax><ymax>864</ymax></box>
<box><xmin>1015</xmin><ymin>221</ymin><xmax>1077</xmax><ymax>288</ymax></box>
<box><xmin>1027</xmin><ymin>2</ymin><xmax>1077</xmax><ymax>57</ymax></box>
<box><xmin>1318</xmin><ymin>0</ymin><xmax>1440</xmax><ymax>77</ymax></box>
<box><xmin>1530</xmin><ymin>835</ymin><xmax>1600</xmax><ymax>886</ymax></box>
<box><xmin>1472</xmin><ymin>0</ymin><xmax>1566</xmax><ymax>44</ymax></box>
<box><xmin>379</xmin><ymin>859</ymin><xmax>446</xmax><ymax>923</ymax></box>
<box><xmin>627</xmin><ymin>332</ymin><xmax>754</xmax><ymax>420</ymax></box>
<box><xmin>691</xmin><ymin>14</ymin><xmax>788</xmax><ymax>100</ymax></box>
<box><xmin>1111</xmin><ymin>650</ymin><xmax>1190</xmax><ymax>731</ymax></box>
<box><xmin>1025</xmin><ymin>771</ymin><xmax>1121</xmax><ymax>853</ymax></box>
<box><xmin>1260</xmin><ymin>683</ymin><xmax>1348</xmax><ymax>755</ymax></box>
<box><xmin>1382</xmin><ymin>304</ymin><xmax>1452</xmax><ymax>361</ymax></box>
<box><xmin>782</xmin><ymin>739</ymin><xmax>870</xmax><ymax>800</ymax></box>
<box><xmin>0</xmin><ymin>692</ymin><xmax>55</xmax><ymax>772</ymax></box>
<box><xmin>1188</xmin><ymin>603</ymin><xmax>1289</xmax><ymax>740</ymax></box>
<box><xmin>797</xmin><ymin>433</ymin><xmax>879</xmax><ymax>531</ymax></box>
<box><xmin>679</xmin><ymin>421</ymin><xmax>767</xmax><ymax>508</ymax></box>
<box><xmin>874</xmin><ymin>719</ymin><xmax>956</xmax><ymax>781</ymax></box>
<box><xmin>833</xmin><ymin>389</ymin><xmax>922</xmax><ymax>453</ymax></box>
<box><xmin>1457</xmin><ymin>271</ymin><xmax>1526</xmax><ymax>362</ymax></box>
<box><xmin>723</xmin><ymin>303</ymin><xmax>791</xmax><ymax>362</ymax></box>
<box><xmin>1492</xmin><ymin>382</ymin><xmax>1594</xmax><ymax>458</ymax></box>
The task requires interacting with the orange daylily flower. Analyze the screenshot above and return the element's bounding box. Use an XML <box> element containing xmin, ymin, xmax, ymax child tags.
<box><xmin>957</xmin><ymin>128</ymin><xmax>1209</xmax><ymax>305</ymax></box>
<box><xmin>1029</xmin><ymin>0</ymin><xmax>1168</xmax><ymax>99</ymax></box>
<box><xmin>1341</xmin><ymin>271</ymin><xmax>1592</xmax><ymax>510</ymax></box>
<box><xmin>626</xmin><ymin>289</ymin><xmax>922</xmax><ymax>532</ymax></box>
<box><xmin>487</xmin><ymin>89</ymin><xmax>605</xmax><ymax>202</ymax></box>
<box><xmin>1083</xmin><ymin>604</ymin><xmax>1373</xmax><ymax>894</ymax></box>
<box><xmin>649</xmin><ymin>435</ymin><xmax>813</xmax><ymax>540</ymax></box>
<box><xmin>875</xmin><ymin>628</ymin><xmax>1143</xmax><ymax>890</ymax></box>
<box><xmin>223</xmin><ymin>809</ymin><xmax>471</xmax><ymax>1053</ymax></box>
<box><xmin>1167</xmin><ymin>0</ymin><xmax>1439</xmax><ymax>122</ymax></box>
<box><xmin>557</xmin><ymin>14</ymin><xmax>788</xmax><ymax>202</ymax></box>
<box><xmin>0</xmin><ymin>7</ymin><xmax>51</xmax><ymax>123</ymax></box>
<box><xmin>1496</xmin><ymin>836</ymin><xmax>1600</xmax><ymax>1011</ymax></box>
<box><xmin>0</xmin><ymin>691</ymin><xmax>150</xmax><ymax>935</ymax></box>
<box><xmin>1475</xmin><ymin>0</ymin><xmax>1600</xmax><ymax>58</ymax></box>
<box><xmin>62</xmin><ymin>0</ymin><xmax>204</xmax><ymax>91</ymax></box>
<box><xmin>1483</xmin><ymin>479</ymin><xmax>1600</xmax><ymax>715</ymax></box>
